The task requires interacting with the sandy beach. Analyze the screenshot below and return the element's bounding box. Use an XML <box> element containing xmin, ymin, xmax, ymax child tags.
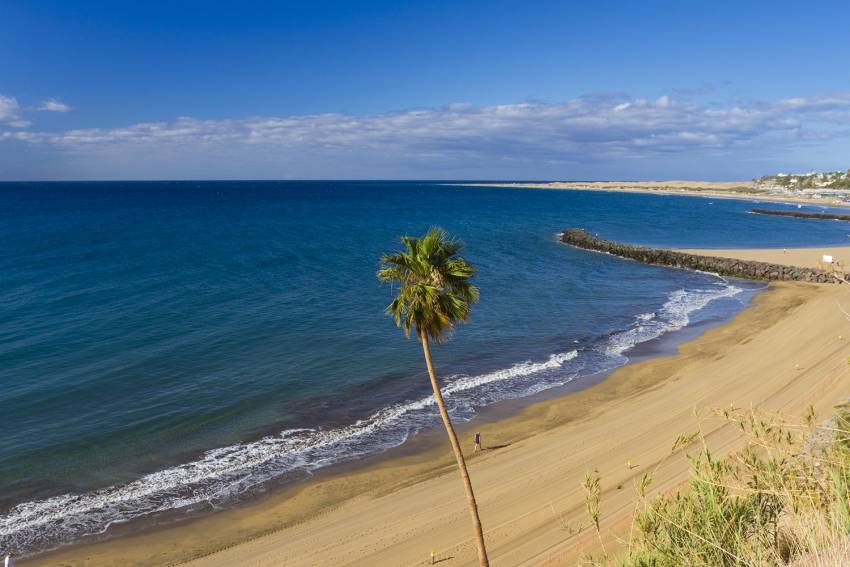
<box><xmin>458</xmin><ymin>181</ymin><xmax>850</xmax><ymax>208</ymax></box>
<box><xmin>677</xmin><ymin>245</ymin><xmax>850</xmax><ymax>271</ymax></box>
<box><xmin>30</xmin><ymin>247</ymin><xmax>850</xmax><ymax>566</ymax></box>
<box><xmin>11</xmin><ymin>2</ymin><xmax>850</xmax><ymax>565</ymax></box>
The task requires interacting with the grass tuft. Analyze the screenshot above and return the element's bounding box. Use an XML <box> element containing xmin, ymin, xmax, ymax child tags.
<box><xmin>578</xmin><ymin>406</ymin><xmax>850</xmax><ymax>566</ymax></box>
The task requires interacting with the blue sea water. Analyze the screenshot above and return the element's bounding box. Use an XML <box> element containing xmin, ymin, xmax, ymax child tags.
<box><xmin>1</xmin><ymin>181</ymin><xmax>849</xmax><ymax>555</ymax></box>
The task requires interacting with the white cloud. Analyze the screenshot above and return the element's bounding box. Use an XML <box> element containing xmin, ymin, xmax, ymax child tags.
<box><xmin>4</xmin><ymin>91</ymin><xmax>850</xmax><ymax>178</ymax></box>
<box><xmin>0</xmin><ymin>95</ymin><xmax>29</xmax><ymax>127</ymax></box>
<box><xmin>27</xmin><ymin>93</ymin><xmax>850</xmax><ymax>153</ymax></box>
<box><xmin>38</xmin><ymin>98</ymin><xmax>72</xmax><ymax>112</ymax></box>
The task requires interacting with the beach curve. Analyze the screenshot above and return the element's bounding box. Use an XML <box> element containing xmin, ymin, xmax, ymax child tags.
<box><xmin>29</xmin><ymin>247</ymin><xmax>850</xmax><ymax>566</ymax></box>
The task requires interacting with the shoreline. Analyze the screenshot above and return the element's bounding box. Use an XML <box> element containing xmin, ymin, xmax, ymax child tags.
<box><xmin>13</xmin><ymin>255</ymin><xmax>755</xmax><ymax>562</ymax></box>
<box><xmin>676</xmin><ymin>245</ymin><xmax>850</xmax><ymax>270</ymax></box>
<box><xmin>454</xmin><ymin>181</ymin><xmax>850</xmax><ymax>208</ymax></box>
<box><xmin>29</xmin><ymin>258</ymin><xmax>850</xmax><ymax>565</ymax></box>
<box><xmin>23</xmin><ymin>278</ymin><xmax>757</xmax><ymax>565</ymax></box>
<box><xmin>561</xmin><ymin>228</ymin><xmax>843</xmax><ymax>284</ymax></box>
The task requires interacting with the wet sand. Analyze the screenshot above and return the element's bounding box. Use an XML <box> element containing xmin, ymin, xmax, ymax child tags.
<box><xmin>29</xmin><ymin>273</ymin><xmax>850</xmax><ymax>566</ymax></box>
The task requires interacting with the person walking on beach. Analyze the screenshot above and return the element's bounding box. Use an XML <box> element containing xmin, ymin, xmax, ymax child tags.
<box><xmin>4</xmin><ymin>552</ymin><xmax>14</xmax><ymax>567</ymax></box>
<box><xmin>474</xmin><ymin>431</ymin><xmax>482</xmax><ymax>452</ymax></box>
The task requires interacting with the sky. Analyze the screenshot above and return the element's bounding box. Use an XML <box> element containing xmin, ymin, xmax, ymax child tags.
<box><xmin>2</xmin><ymin>0</ymin><xmax>850</xmax><ymax>181</ymax></box>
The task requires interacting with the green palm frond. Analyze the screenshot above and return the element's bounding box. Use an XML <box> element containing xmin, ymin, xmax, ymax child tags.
<box><xmin>377</xmin><ymin>227</ymin><xmax>479</xmax><ymax>342</ymax></box>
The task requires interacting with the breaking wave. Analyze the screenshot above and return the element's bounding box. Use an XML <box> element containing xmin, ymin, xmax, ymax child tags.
<box><xmin>605</xmin><ymin>280</ymin><xmax>743</xmax><ymax>358</ymax></box>
<box><xmin>0</xmin><ymin>280</ymin><xmax>745</xmax><ymax>555</ymax></box>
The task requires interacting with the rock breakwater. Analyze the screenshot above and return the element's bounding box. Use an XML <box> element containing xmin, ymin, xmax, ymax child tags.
<box><xmin>750</xmin><ymin>209</ymin><xmax>850</xmax><ymax>222</ymax></box>
<box><xmin>561</xmin><ymin>229</ymin><xmax>841</xmax><ymax>284</ymax></box>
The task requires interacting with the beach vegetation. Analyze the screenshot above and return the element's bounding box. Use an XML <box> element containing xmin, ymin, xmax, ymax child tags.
<box><xmin>578</xmin><ymin>406</ymin><xmax>850</xmax><ymax>566</ymax></box>
<box><xmin>377</xmin><ymin>226</ymin><xmax>489</xmax><ymax>567</ymax></box>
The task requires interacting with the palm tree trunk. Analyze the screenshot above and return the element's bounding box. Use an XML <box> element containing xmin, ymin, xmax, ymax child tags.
<box><xmin>419</xmin><ymin>329</ymin><xmax>490</xmax><ymax>567</ymax></box>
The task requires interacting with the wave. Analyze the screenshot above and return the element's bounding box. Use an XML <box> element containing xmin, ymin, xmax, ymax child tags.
<box><xmin>605</xmin><ymin>281</ymin><xmax>742</xmax><ymax>358</ymax></box>
<box><xmin>0</xmin><ymin>281</ymin><xmax>745</xmax><ymax>556</ymax></box>
<box><xmin>0</xmin><ymin>351</ymin><xmax>582</xmax><ymax>554</ymax></box>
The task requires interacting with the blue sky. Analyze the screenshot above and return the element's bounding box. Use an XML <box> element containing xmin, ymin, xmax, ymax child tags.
<box><xmin>2</xmin><ymin>0</ymin><xmax>850</xmax><ymax>180</ymax></box>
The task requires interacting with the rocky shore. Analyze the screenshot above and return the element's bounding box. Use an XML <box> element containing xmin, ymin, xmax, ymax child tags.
<box><xmin>751</xmin><ymin>209</ymin><xmax>850</xmax><ymax>222</ymax></box>
<box><xmin>561</xmin><ymin>229</ymin><xmax>842</xmax><ymax>284</ymax></box>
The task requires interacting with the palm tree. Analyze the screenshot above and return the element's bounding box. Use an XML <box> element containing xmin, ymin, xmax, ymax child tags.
<box><xmin>377</xmin><ymin>227</ymin><xmax>489</xmax><ymax>567</ymax></box>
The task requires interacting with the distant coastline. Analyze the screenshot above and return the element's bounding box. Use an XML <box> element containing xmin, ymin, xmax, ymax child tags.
<box><xmin>454</xmin><ymin>180</ymin><xmax>850</xmax><ymax>208</ymax></box>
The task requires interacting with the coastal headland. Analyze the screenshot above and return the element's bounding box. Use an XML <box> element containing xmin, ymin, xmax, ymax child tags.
<box><xmin>30</xmin><ymin>246</ymin><xmax>850</xmax><ymax>566</ymax></box>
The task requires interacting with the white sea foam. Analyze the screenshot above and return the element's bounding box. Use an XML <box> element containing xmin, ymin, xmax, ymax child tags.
<box><xmin>605</xmin><ymin>281</ymin><xmax>742</xmax><ymax>358</ymax></box>
<box><xmin>443</xmin><ymin>351</ymin><xmax>577</xmax><ymax>397</ymax></box>
<box><xmin>0</xmin><ymin>349</ymin><xmax>580</xmax><ymax>554</ymax></box>
<box><xmin>0</xmin><ymin>282</ymin><xmax>744</xmax><ymax>556</ymax></box>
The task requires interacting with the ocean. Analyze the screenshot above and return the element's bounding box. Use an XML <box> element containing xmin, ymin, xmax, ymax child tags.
<box><xmin>2</xmin><ymin>181</ymin><xmax>848</xmax><ymax>555</ymax></box>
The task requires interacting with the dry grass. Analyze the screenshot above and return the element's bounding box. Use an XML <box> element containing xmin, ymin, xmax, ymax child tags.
<box><xmin>573</xmin><ymin>406</ymin><xmax>850</xmax><ymax>566</ymax></box>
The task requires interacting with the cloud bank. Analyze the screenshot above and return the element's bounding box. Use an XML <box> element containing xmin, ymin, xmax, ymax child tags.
<box><xmin>2</xmin><ymin>92</ymin><xmax>850</xmax><ymax>179</ymax></box>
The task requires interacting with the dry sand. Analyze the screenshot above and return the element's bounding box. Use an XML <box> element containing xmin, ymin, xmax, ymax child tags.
<box><xmin>677</xmin><ymin>245</ymin><xmax>850</xmax><ymax>271</ymax></box>
<box><xmin>30</xmin><ymin>248</ymin><xmax>850</xmax><ymax>566</ymax></box>
<box><xmin>458</xmin><ymin>181</ymin><xmax>850</xmax><ymax>208</ymax></box>
<box><xmin>476</xmin><ymin>180</ymin><xmax>757</xmax><ymax>192</ymax></box>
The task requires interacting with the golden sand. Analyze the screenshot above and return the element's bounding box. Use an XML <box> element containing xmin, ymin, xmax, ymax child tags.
<box><xmin>676</xmin><ymin>245</ymin><xmax>850</xmax><ymax>271</ymax></box>
<box><xmin>32</xmin><ymin>248</ymin><xmax>850</xmax><ymax>566</ymax></box>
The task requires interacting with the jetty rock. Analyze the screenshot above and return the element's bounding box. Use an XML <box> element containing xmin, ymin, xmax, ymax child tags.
<box><xmin>560</xmin><ymin>228</ymin><xmax>841</xmax><ymax>284</ymax></box>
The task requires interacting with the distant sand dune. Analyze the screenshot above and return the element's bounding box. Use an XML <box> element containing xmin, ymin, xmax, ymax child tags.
<box><xmin>458</xmin><ymin>180</ymin><xmax>850</xmax><ymax>208</ymax></box>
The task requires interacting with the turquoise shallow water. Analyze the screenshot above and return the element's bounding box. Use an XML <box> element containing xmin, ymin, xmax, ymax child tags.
<box><xmin>1</xmin><ymin>181</ymin><xmax>848</xmax><ymax>554</ymax></box>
